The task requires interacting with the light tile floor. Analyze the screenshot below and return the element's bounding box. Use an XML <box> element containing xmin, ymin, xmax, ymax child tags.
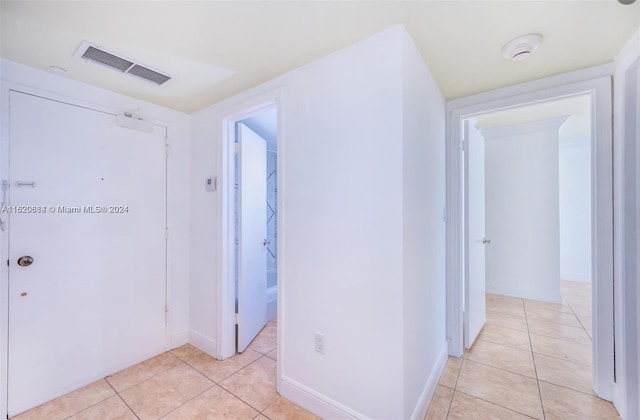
<box><xmin>426</xmin><ymin>280</ymin><xmax>620</xmax><ymax>419</ymax></box>
<box><xmin>14</xmin><ymin>319</ymin><xmax>319</xmax><ymax>420</ymax></box>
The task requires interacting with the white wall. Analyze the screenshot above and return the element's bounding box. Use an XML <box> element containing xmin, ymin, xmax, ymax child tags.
<box><xmin>0</xmin><ymin>58</ymin><xmax>191</xmax><ymax>418</ymax></box>
<box><xmin>190</xmin><ymin>25</ymin><xmax>447</xmax><ymax>419</ymax></box>
<box><xmin>400</xmin><ymin>31</ymin><xmax>448</xmax><ymax>419</ymax></box>
<box><xmin>613</xmin><ymin>26</ymin><xmax>640</xmax><ymax>420</ymax></box>
<box><xmin>188</xmin><ymin>110</ymin><xmax>219</xmax><ymax>355</ymax></box>
<box><xmin>559</xmin><ymin>135</ymin><xmax>591</xmax><ymax>282</ymax></box>
<box><xmin>483</xmin><ymin>117</ymin><xmax>566</xmax><ymax>303</ymax></box>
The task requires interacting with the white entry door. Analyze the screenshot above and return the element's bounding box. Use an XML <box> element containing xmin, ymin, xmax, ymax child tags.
<box><xmin>464</xmin><ymin>120</ymin><xmax>487</xmax><ymax>348</ymax></box>
<box><xmin>7</xmin><ymin>91</ymin><xmax>167</xmax><ymax>416</ymax></box>
<box><xmin>237</xmin><ymin>123</ymin><xmax>267</xmax><ymax>352</ymax></box>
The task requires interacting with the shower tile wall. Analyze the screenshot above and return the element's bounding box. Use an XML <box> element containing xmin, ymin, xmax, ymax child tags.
<box><xmin>266</xmin><ymin>150</ymin><xmax>277</xmax><ymax>288</ymax></box>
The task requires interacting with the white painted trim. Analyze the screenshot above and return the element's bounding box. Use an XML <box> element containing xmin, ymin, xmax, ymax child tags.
<box><xmin>170</xmin><ymin>331</ymin><xmax>189</xmax><ymax>349</ymax></box>
<box><xmin>479</xmin><ymin>115</ymin><xmax>569</xmax><ymax>139</ymax></box>
<box><xmin>409</xmin><ymin>345</ymin><xmax>448</xmax><ymax>420</ymax></box>
<box><xmin>279</xmin><ymin>375</ymin><xmax>367</xmax><ymax>420</ymax></box>
<box><xmin>447</xmin><ymin>63</ymin><xmax>613</xmax><ymax>111</ymax></box>
<box><xmin>188</xmin><ymin>330</ymin><xmax>218</xmax><ymax>357</ymax></box>
<box><xmin>208</xmin><ymin>84</ymin><xmax>286</xmax><ymax>402</ymax></box>
<box><xmin>612</xmin><ymin>26</ymin><xmax>640</xmax><ymax>420</ymax></box>
<box><xmin>446</xmin><ymin>69</ymin><xmax>614</xmax><ymax>402</ymax></box>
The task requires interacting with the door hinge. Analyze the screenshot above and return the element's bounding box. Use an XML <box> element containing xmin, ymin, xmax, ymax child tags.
<box><xmin>234</xmin><ymin>313</ymin><xmax>239</xmax><ymax>325</ymax></box>
<box><xmin>165</xmin><ymin>228</ymin><xmax>169</xmax><ymax>240</ymax></box>
<box><xmin>234</xmin><ymin>143</ymin><xmax>239</xmax><ymax>154</ymax></box>
<box><xmin>1</xmin><ymin>180</ymin><xmax>8</xmax><ymax>206</ymax></box>
<box><xmin>165</xmin><ymin>143</ymin><xmax>169</xmax><ymax>158</ymax></box>
<box><xmin>165</xmin><ymin>304</ymin><xmax>169</xmax><ymax>324</ymax></box>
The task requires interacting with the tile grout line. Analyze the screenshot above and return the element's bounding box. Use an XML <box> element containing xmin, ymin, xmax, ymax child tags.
<box><xmin>216</xmin><ymin>354</ymin><xmax>279</xmax><ymax>415</ymax></box>
<box><xmin>124</xmin><ymin>356</ymin><xmax>217</xmax><ymax>419</ymax></box>
<box><xmin>506</xmin><ymin>327</ymin><xmax>591</xmax><ymax>345</ymax></box>
<box><xmin>474</xmin><ymin>336</ymin><xmax>532</xmax><ymax>352</ymax></box>
<box><xmin>16</xmin><ymin>340</ymin><xmax>282</xmax><ymax>420</ymax></box>
<box><xmin>158</xmin><ymin>349</ymin><xmax>277</xmax><ymax>418</ymax></box>
<box><xmin>530</xmin><ymin>349</ymin><xmax>592</xmax><ymax>368</ymax></box>
<box><xmin>536</xmin><ymin>378</ymin><xmax>598</xmax><ymax>398</ymax></box>
<box><xmin>452</xmin><ymin>389</ymin><xmax>539</xmax><ymax>420</ymax></box>
<box><xmin>156</xmin><ymin>381</ymin><xmax>217</xmax><ymax>419</ymax></box>
<box><xmin>107</xmin><ymin>354</ymin><xmax>186</xmax><ymax>394</ymax></box>
<box><xmin>525</xmin><ymin>315</ymin><xmax>583</xmax><ymax>329</ymax></box>
<box><xmin>202</xmin><ymin>354</ymin><xmax>266</xmax><ymax>413</ymax></box>
<box><xmin>105</xmin><ymin>378</ymin><xmax>140</xmax><ymax>420</ymax></box>
<box><xmin>560</xmin><ymin>287</ymin><xmax>592</xmax><ymax>340</ymax></box>
<box><xmin>57</xmin><ymin>381</ymin><xmax>122</xmax><ymax>420</ymax></box>
<box><xmin>523</xmin><ymin>298</ymin><xmax>546</xmax><ymax>420</ymax></box>
<box><xmin>443</xmin><ymin>357</ymin><xmax>464</xmax><ymax>419</ymax></box>
<box><xmin>461</xmin><ymin>349</ymin><xmax>546</xmax><ymax>418</ymax></box>
<box><xmin>461</xmin><ymin>307</ymin><xmax>545</xmax><ymax>418</ymax></box>
<box><xmin>462</xmin><ymin>356</ymin><xmax>538</xmax><ymax>379</ymax></box>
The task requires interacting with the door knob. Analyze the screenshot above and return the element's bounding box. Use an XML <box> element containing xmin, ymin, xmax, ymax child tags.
<box><xmin>17</xmin><ymin>256</ymin><xmax>34</xmax><ymax>267</ymax></box>
<box><xmin>263</xmin><ymin>239</ymin><xmax>271</xmax><ymax>246</ymax></box>
<box><xmin>482</xmin><ymin>238</ymin><xmax>491</xmax><ymax>245</ymax></box>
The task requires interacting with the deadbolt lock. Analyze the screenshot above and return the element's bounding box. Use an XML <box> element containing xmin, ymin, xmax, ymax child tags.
<box><xmin>17</xmin><ymin>256</ymin><xmax>34</xmax><ymax>267</ymax></box>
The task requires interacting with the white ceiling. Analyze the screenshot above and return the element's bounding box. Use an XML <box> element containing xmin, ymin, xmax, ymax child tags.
<box><xmin>1</xmin><ymin>1</ymin><xmax>638</xmax><ymax>114</ymax></box>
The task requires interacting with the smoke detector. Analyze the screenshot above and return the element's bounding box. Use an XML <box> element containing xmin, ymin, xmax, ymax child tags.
<box><xmin>502</xmin><ymin>34</ymin><xmax>543</xmax><ymax>61</ymax></box>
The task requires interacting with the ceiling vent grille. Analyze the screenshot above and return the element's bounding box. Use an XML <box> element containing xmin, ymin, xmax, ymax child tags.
<box><xmin>74</xmin><ymin>41</ymin><xmax>171</xmax><ymax>86</ymax></box>
<box><xmin>127</xmin><ymin>64</ymin><xmax>171</xmax><ymax>86</ymax></box>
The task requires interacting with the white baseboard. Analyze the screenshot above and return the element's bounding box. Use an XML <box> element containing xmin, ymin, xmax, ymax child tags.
<box><xmin>188</xmin><ymin>330</ymin><xmax>218</xmax><ymax>358</ymax></box>
<box><xmin>410</xmin><ymin>344</ymin><xmax>448</xmax><ymax>420</ymax></box>
<box><xmin>279</xmin><ymin>375</ymin><xmax>369</xmax><ymax>420</ymax></box>
<box><xmin>486</xmin><ymin>286</ymin><xmax>562</xmax><ymax>303</ymax></box>
<box><xmin>561</xmin><ymin>273</ymin><xmax>591</xmax><ymax>282</ymax></box>
<box><xmin>170</xmin><ymin>331</ymin><xmax>189</xmax><ymax>349</ymax></box>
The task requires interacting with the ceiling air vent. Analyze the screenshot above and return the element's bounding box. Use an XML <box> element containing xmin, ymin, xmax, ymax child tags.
<box><xmin>74</xmin><ymin>41</ymin><xmax>171</xmax><ymax>86</ymax></box>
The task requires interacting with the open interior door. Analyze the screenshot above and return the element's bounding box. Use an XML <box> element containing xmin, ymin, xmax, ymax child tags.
<box><xmin>464</xmin><ymin>119</ymin><xmax>487</xmax><ymax>349</ymax></box>
<box><xmin>237</xmin><ymin>123</ymin><xmax>268</xmax><ymax>352</ymax></box>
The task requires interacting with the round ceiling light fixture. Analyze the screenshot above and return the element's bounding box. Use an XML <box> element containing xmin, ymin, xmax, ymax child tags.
<box><xmin>502</xmin><ymin>34</ymin><xmax>543</xmax><ymax>61</ymax></box>
<box><xmin>618</xmin><ymin>0</ymin><xmax>635</xmax><ymax>4</ymax></box>
<box><xmin>49</xmin><ymin>65</ymin><xmax>67</xmax><ymax>74</ymax></box>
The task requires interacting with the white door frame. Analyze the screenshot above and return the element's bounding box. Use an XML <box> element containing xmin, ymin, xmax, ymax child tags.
<box><xmin>216</xmin><ymin>89</ymin><xmax>282</xmax><ymax>362</ymax></box>
<box><xmin>0</xmin><ymin>83</ymin><xmax>172</xmax><ymax>418</ymax></box>
<box><xmin>445</xmin><ymin>66</ymin><xmax>615</xmax><ymax>400</ymax></box>
<box><xmin>612</xmin><ymin>28</ymin><xmax>640</xmax><ymax>420</ymax></box>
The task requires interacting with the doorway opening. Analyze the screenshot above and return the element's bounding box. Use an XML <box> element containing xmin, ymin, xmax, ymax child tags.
<box><xmin>235</xmin><ymin>107</ymin><xmax>278</xmax><ymax>353</ymax></box>
<box><xmin>446</xmin><ymin>76</ymin><xmax>614</xmax><ymax>401</ymax></box>
<box><xmin>461</xmin><ymin>94</ymin><xmax>596</xmax><ymax>385</ymax></box>
<box><xmin>217</xmin><ymin>93</ymin><xmax>281</xmax><ymax>364</ymax></box>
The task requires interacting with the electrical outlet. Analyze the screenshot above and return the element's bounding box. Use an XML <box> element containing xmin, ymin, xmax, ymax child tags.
<box><xmin>314</xmin><ymin>333</ymin><xmax>325</xmax><ymax>354</ymax></box>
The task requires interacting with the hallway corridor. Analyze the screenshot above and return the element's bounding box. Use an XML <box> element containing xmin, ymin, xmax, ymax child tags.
<box><xmin>426</xmin><ymin>281</ymin><xmax>619</xmax><ymax>419</ymax></box>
